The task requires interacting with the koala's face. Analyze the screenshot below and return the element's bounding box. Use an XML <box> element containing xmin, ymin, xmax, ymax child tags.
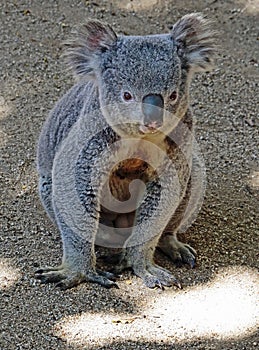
<box><xmin>65</xmin><ymin>16</ymin><xmax>216</xmax><ymax>137</ymax></box>
<box><xmin>97</xmin><ymin>36</ymin><xmax>187</xmax><ymax>137</ymax></box>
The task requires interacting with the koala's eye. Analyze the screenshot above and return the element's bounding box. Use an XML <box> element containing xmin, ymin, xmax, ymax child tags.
<box><xmin>123</xmin><ymin>91</ymin><xmax>133</xmax><ymax>101</ymax></box>
<box><xmin>169</xmin><ymin>91</ymin><xmax>178</xmax><ymax>102</ymax></box>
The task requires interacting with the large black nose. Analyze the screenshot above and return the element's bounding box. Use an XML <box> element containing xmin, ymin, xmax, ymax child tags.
<box><xmin>142</xmin><ymin>94</ymin><xmax>164</xmax><ymax>126</ymax></box>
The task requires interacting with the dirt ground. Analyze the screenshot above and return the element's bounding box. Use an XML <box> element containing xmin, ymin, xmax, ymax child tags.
<box><xmin>0</xmin><ymin>0</ymin><xmax>258</xmax><ymax>349</ymax></box>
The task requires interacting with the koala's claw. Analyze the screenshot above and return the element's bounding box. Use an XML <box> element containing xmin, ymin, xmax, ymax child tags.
<box><xmin>35</xmin><ymin>266</ymin><xmax>118</xmax><ymax>289</ymax></box>
<box><xmin>148</xmin><ymin>264</ymin><xmax>182</xmax><ymax>289</ymax></box>
<box><xmin>35</xmin><ymin>266</ymin><xmax>69</xmax><ymax>284</ymax></box>
<box><xmin>134</xmin><ymin>264</ymin><xmax>181</xmax><ymax>289</ymax></box>
<box><xmin>173</xmin><ymin>243</ymin><xmax>196</xmax><ymax>268</ymax></box>
<box><xmin>181</xmin><ymin>244</ymin><xmax>197</xmax><ymax>268</ymax></box>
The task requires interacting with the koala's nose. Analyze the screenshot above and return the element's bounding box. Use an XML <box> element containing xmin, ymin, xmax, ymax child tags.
<box><xmin>142</xmin><ymin>94</ymin><xmax>164</xmax><ymax>126</ymax></box>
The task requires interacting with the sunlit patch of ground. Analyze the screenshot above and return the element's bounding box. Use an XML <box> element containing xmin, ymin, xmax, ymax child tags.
<box><xmin>112</xmin><ymin>0</ymin><xmax>159</xmax><ymax>11</ymax></box>
<box><xmin>55</xmin><ymin>266</ymin><xmax>259</xmax><ymax>347</ymax></box>
<box><xmin>248</xmin><ymin>170</ymin><xmax>259</xmax><ymax>190</ymax></box>
<box><xmin>0</xmin><ymin>259</ymin><xmax>21</xmax><ymax>289</ymax></box>
<box><xmin>239</xmin><ymin>0</ymin><xmax>259</xmax><ymax>14</ymax></box>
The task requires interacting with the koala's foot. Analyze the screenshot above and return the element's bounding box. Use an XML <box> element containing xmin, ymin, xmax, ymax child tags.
<box><xmin>133</xmin><ymin>262</ymin><xmax>181</xmax><ymax>289</ymax></box>
<box><xmin>35</xmin><ymin>265</ymin><xmax>118</xmax><ymax>290</ymax></box>
<box><xmin>108</xmin><ymin>244</ymin><xmax>182</xmax><ymax>289</ymax></box>
<box><xmin>158</xmin><ymin>234</ymin><xmax>196</xmax><ymax>268</ymax></box>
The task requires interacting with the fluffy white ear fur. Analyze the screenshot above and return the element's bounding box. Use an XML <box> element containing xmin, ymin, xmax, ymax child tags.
<box><xmin>63</xmin><ymin>20</ymin><xmax>117</xmax><ymax>80</ymax></box>
<box><xmin>171</xmin><ymin>13</ymin><xmax>217</xmax><ymax>72</ymax></box>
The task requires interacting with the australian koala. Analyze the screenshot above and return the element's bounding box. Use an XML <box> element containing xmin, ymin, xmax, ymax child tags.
<box><xmin>36</xmin><ymin>13</ymin><xmax>216</xmax><ymax>289</ymax></box>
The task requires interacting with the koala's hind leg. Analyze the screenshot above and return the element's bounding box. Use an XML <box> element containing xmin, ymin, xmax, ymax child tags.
<box><xmin>158</xmin><ymin>152</ymin><xmax>205</xmax><ymax>268</ymax></box>
<box><xmin>158</xmin><ymin>186</ymin><xmax>197</xmax><ymax>268</ymax></box>
<box><xmin>158</xmin><ymin>194</ymin><xmax>197</xmax><ymax>268</ymax></box>
<box><xmin>158</xmin><ymin>233</ymin><xmax>196</xmax><ymax>268</ymax></box>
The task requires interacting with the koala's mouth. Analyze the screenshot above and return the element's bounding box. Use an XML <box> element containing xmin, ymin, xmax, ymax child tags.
<box><xmin>139</xmin><ymin>121</ymin><xmax>161</xmax><ymax>134</ymax></box>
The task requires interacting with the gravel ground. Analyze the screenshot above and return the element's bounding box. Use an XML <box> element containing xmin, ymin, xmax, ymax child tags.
<box><xmin>0</xmin><ymin>0</ymin><xmax>258</xmax><ymax>349</ymax></box>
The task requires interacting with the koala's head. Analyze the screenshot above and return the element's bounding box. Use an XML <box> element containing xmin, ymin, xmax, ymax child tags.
<box><xmin>64</xmin><ymin>14</ymin><xmax>217</xmax><ymax>137</ymax></box>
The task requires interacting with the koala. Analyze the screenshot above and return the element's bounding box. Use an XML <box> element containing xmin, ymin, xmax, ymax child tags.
<box><xmin>36</xmin><ymin>13</ymin><xmax>216</xmax><ymax>289</ymax></box>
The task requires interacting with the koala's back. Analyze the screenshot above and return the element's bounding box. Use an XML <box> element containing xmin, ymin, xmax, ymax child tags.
<box><xmin>37</xmin><ymin>81</ymin><xmax>97</xmax><ymax>175</ymax></box>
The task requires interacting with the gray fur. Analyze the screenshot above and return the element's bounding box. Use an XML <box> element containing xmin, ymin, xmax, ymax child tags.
<box><xmin>36</xmin><ymin>13</ymin><xmax>217</xmax><ymax>289</ymax></box>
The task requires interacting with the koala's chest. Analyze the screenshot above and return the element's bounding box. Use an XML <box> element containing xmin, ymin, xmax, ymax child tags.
<box><xmin>99</xmin><ymin>135</ymin><xmax>191</xmax><ymax>239</ymax></box>
<box><xmin>99</xmin><ymin>140</ymin><xmax>162</xmax><ymax>216</ymax></box>
<box><xmin>109</xmin><ymin>158</ymin><xmax>155</xmax><ymax>202</ymax></box>
<box><xmin>103</xmin><ymin>135</ymin><xmax>190</xmax><ymax>203</ymax></box>
<box><xmin>113</xmin><ymin>158</ymin><xmax>152</xmax><ymax>179</ymax></box>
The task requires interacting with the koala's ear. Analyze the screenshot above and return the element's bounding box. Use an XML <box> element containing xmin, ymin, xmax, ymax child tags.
<box><xmin>63</xmin><ymin>20</ymin><xmax>117</xmax><ymax>80</ymax></box>
<box><xmin>171</xmin><ymin>13</ymin><xmax>217</xmax><ymax>72</ymax></box>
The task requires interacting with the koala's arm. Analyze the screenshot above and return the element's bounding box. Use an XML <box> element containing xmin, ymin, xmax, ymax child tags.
<box><xmin>36</xmin><ymin>125</ymin><xmax>120</xmax><ymax>289</ymax></box>
<box><xmin>117</xmin><ymin>164</ymin><xmax>183</xmax><ymax>289</ymax></box>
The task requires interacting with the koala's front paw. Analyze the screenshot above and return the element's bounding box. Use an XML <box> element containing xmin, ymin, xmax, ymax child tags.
<box><xmin>133</xmin><ymin>263</ymin><xmax>181</xmax><ymax>289</ymax></box>
<box><xmin>35</xmin><ymin>265</ymin><xmax>118</xmax><ymax>289</ymax></box>
<box><xmin>158</xmin><ymin>234</ymin><xmax>197</xmax><ymax>268</ymax></box>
